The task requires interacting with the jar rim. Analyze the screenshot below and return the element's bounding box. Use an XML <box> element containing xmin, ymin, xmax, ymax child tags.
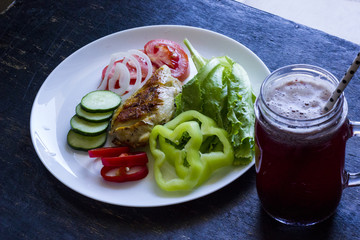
<box><xmin>258</xmin><ymin>64</ymin><xmax>344</xmax><ymax>126</ymax></box>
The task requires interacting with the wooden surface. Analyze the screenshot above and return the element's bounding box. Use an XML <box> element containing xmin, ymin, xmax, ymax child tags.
<box><xmin>1</xmin><ymin>0</ymin><xmax>360</xmax><ymax>239</ymax></box>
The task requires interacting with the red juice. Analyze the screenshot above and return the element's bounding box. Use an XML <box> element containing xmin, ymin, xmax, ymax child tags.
<box><xmin>254</xmin><ymin>65</ymin><xmax>352</xmax><ymax>225</ymax></box>
<box><xmin>255</xmin><ymin>119</ymin><xmax>351</xmax><ymax>225</ymax></box>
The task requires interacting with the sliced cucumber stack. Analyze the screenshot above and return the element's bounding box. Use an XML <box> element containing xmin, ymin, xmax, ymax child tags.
<box><xmin>81</xmin><ymin>90</ymin><xmax>121</xmax><ymax>113</ymax></box>
<box><xmin>76</xmin><ymin>104</ymin><xmax>113</xmax><ymax>122</ymax></box>
<box><xmin>67</xmin><ymin>130</ymin><xmax>107</xmax><ymax>151</ymax></box>
<box><xmin>70</xmin><ymin>116</ymin><xmax>109</xmax><ymax>136</ymax></box>
<box><xmin>67</xmin><ymin>90</ymin><xmax>121</xmax><ymax>151</ymax></box>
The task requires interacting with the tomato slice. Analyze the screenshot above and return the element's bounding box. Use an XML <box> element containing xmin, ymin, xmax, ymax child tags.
<box><xmin>144</xmin><ymin>39</ymin><xmax>190</xmax><ymax>81</ymax></box>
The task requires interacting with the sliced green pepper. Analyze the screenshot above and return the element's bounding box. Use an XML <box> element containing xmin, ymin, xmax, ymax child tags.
<box><xmin>149</xmin><ymin>110</ymin><xmax>234</xmax><ymax>191</ymax></box>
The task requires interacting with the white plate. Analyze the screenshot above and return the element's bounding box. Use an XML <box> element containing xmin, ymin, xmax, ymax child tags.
<box><xmin>30</xmin><ymin>25</ymin><xmax>270</xmax><ymax>207</ymax></box>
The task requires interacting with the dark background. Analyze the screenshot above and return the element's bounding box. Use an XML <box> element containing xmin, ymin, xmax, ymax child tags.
<box><xmin>1</xmin><ymin>0</ymin><xmax>359</xmax><ymax>239</ymax></box>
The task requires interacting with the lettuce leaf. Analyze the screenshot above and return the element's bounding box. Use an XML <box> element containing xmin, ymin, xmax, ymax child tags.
<box><xmin>175</xmin><ymin>39</ymin><xmax>256</xmax><ymax>165</ymax></box>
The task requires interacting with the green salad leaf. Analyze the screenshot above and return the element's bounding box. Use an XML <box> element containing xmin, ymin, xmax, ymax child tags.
<box><xmin>175</xmin><ymin>39</ymin><xmax>256</xmax><ymax>165</ymax></box>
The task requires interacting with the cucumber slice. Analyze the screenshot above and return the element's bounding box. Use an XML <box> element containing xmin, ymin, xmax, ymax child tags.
<box><xmin>81</xmin><ymin>90</ymin><xmax>121</xmax><ymax>113</ymax></box>
<box><xmin>76</xmin><ymin>104</ymin><xmax>113</xmax><ymax>122</ymax></box>
<box><xmin>70</xmin><ymin>115</ymin><xmax>109</xmax><ymax>136</ymax></box>
<box><xmin>67</xmin><ymin>130</ymin><xmax>107</xmax><ymax>151</ymax></box>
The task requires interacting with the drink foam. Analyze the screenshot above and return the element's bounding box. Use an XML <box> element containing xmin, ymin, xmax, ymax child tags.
<box><xmin>265</xmin><ymin>75</ymin><xmax>334</xmax><ymax>120</ymax></box>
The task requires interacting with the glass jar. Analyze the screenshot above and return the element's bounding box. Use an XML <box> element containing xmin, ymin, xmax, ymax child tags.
<box><xmin>254</xmin><ymin>64</ymin><xmax>360</xmax><ymax>226</ymax></box>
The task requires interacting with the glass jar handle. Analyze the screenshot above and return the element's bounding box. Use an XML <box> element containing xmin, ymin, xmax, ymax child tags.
<box><xmin>347</xmin><ymin>120</ymin><xmax>360</xmax><ymax>187</ymax></box>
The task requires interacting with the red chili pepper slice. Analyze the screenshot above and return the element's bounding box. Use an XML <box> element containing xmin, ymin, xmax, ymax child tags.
<box><xmin>100</xmin><ymin>165</ymin><xmax>149</xmax><ymax>183</ymax></box>
<box><xmin>101</xmin><ymin>152</ymin><xmax>148</xmax><ymax>167</ymax></box>
<box><xmin>88</xmin><ymin>147</ymin><xmax>130</xmax><ymax>158</ymax></box>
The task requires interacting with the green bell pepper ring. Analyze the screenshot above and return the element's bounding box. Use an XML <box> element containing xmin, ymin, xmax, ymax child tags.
<box><xmin>150</xmin><ymin>121</ymin><xmax>205</xmax><ymax>191</ymax></box>
<box><xmin>149</xmin><ymin>110</ymin><xmax>234</xmax><ymax>191</ymax></box>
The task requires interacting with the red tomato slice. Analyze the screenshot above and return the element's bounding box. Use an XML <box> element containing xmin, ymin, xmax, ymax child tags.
<box><xmin>144</xmin><ymin>39</ymin><xmax>190</xmax><ymax>81</ymax></box>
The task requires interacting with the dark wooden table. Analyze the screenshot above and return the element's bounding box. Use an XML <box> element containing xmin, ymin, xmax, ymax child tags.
<box><xmin>1</xmin><ymin>0</ymin><xmax>360</xmax><ymax>239</ymax></box>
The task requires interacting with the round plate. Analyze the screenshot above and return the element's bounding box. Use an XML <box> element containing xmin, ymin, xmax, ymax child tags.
<box><xmin>30</xmin><ymin>25</ymin><xmax>270</xmax><ymax>207</ymax></box>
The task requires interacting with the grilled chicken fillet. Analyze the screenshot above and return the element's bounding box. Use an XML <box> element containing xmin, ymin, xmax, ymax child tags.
<box><xmin>110</xmin><ymin>65</ymin><xmax>182</xmax><ymax>148</ymax></box>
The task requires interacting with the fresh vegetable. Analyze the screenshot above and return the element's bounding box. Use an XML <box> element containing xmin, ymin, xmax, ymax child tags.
<box><xmin>100</xmin><ymin>165</ymin><xmax>149</xmax><ymax>183</ymax></box>
<box><xmin>67</xmin><ymin>130</ymin><xmax>107</xmax><ymax>150</ymax></box>
<box><xmin>144</xmin><ymin>39</ymin><xmax>190</xmax><ymax>81</ymax></box>
<box><xmin>101</xmin><ymin>55</ymin><xmax>150</xmax><ymax>86</ymax></box>
<box><xmin>81</xmin><ymin>90</ymin><xmax>121</xmax><ymax>113</ymax></box>
<box><xmin>99</xmin><ymin>39</ymin><xmax>190</xmax><ymax>100</ymax></box>
<box><xmin>149</xmin><ymin>110</ymin><xmax>233</xmax><ymax>191</ymax></box>
<box><xmin>99</xmin><ymin>50</ymin><xmax>153</xmax><ymax>100</ymax></box>
<box><xmin>70</xmin><ymin>115</ymin><xmax>109</xmax><ymax>136</ymax></box>
<box><xmin>101</xmin><ymin>152</ymin><xmax>148</xmax><ymax>167</ymax></box>
<box><xmin>88</xmin><ymin>146</ymin><xmax>130</xmax><ymax>158</ymax></box>
<box><xmin>88</xmin><ymin>147</ymin><xmax>148</xmax><ymax>183</ymax></box>
<box><xmin>174</xmin><ymin>39</ymin><xmax>256</xmax><ymax>165</ymax></box>
<box><xmin>67</xmin><ymin>90</ymin><xmax>119</xmax><ymax>151</ymax></box>
<box><xmin>75</xmin><ymin>104</ymin><xmax>113</xmax><ymax>123</ymax></box>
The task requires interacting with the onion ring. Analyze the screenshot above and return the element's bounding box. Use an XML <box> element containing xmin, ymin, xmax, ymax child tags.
<box><xmin>128</xmin><ymin>49</ymin><xmax>153</xmax><ymax>86</ymax></box>
<box><xmin>99</xmin><ymin>49</ymin><xmax>153</xmax><ymax>101</ymax></box>
<box><xmin>108</xmin><ymin>62</ymin><xmax>130</xmax><ymax>95</ymax></box>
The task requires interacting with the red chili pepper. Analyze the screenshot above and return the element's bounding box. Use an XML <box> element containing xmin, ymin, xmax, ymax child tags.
<box><xmin>88</xmin><ymin>147</ymin><xmax>130</xmax><ymax>158</ymax></box>
<box><xmin>101</xmin><ymin>152</ymin><xmax>148</xmax><ymax>167</ymax></box>
<box><xmin>100</xmin><ymin>165</ymin><xmax>149</xmax><ymax>182</ymax></box>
